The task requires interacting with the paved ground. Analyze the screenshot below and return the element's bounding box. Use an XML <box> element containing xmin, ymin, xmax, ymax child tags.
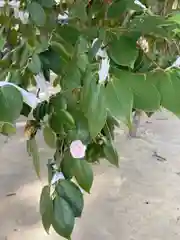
<box><xmin>1</xmin><ymin>110</ymin><xmax>180</xmax><ymax>240</ymax></box>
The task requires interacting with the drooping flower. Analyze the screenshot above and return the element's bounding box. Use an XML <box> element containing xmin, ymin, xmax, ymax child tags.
<box><xmin>51</xmin><ymin>172</ymin><xmax>65</xmax><ymax>185</ymax></box>
<box><xmin>70</xmin><ymin>140</ymin><xmax>86</xmax><ymax>159</ymax></box>
<box><xmin>34</xmin><ymin>72</ymin><xmax>49</xmax><ymax>99</ymax></box>
<box><xmin>0</xmin><ymin>81</ymin><xmax>40</xmax><ymax>109</ymax></box>
<box><xmin>134</xmin><ymin>0</ymin><xmax>147</xmax><ymax>9</ymax></box>
<box><xmin>92</xmin><ymin>38</ymin><xmax>108</xmax><ymax>59</ymax></box>
<box><xmin>92</xmin><ymin>38</ymin><xmax>110</xmax><ymax>83</ymax></box>
<box><xmin>98</xmin><ymin>58</ymin><xmax>110</xmax><ymax>83</ymax></box>
<box><xmin>172</xmin><ymin>56</ymin><xmax>180</xmax><ymax>68</ymax></box>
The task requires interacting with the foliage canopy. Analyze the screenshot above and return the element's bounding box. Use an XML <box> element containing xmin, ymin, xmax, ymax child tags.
<box><xmin>0</xmin><ymin>0</ymin><xmax>180</xmax><ymax>238</ymax></box>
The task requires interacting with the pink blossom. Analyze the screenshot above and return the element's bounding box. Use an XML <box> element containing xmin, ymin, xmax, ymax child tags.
<box><xmin>70</xmin><ymin>140</ymin><xmax>86</xmax><ymax>159</ymax></box>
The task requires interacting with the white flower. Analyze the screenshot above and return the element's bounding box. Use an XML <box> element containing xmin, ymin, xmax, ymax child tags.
<box><xmin>34</xmin><ymin>72</ymin><xmax>49</xmax><ymax>99</ymax></box>
<box><xmin>134</xmin><ymin>0</ymin><xmax>146</xmax><ymax>9</ymax></box>
<box><xmin>18</xmin><ymin>10</ymin><xmax>29</xmax><ymax>24</ymax></box>
<box><xmin>92</xmin><ymin>38</ymin><xmax>108</xmax><ymax>59</ymax></box>
<box><xmin>0</xmin><ymin>1</ymin><xmax>5</xmax><ymax>7</ymax></box>
<box><xmin>172</xmin><ymin>56</ymin><xmax>180</xmax><ymax>68</ymax></box>
<box><xmin>70</xmin><ymin>140</ymin><xmax>86</xmax><ymax>159</ymax></box>
<box><xmin>137</xmin><ymin>36</ymin><xmax>149</xmax><ymax>53</ymax></box>
<box><xmin>14</xmin><ymin>8</ymin><xmax>29</xmax><ymax>24</ymax></box>
<box><xmin>98</xmin><ymin>58</ymin><xmax>110</xmax><ymax>83</ymax></box>
<box><xmin>9</xmin><ymin>0</ymin><xmax>20</xmax><ymax>8</ymax></box>
<box><xmin>51</xmin><ymin>172</ymin><xmax>65</xmax><ymax>185</ymax></box>
<box><xmin>0</xmin><ymin>81</ymin><xmax>40</xmax><ymax>109</ymax></box>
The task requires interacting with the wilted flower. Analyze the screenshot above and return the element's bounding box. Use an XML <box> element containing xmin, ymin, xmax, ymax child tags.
<box><xmin>70</xmin><ymin>140</ymin><xmax>86</xmax><ymax>159</ymax></box>
<box><xmin>51</xmin><ymin>172</ymin><xmax>65</xmax><ymax>185</ymax></box>
<box><xmin>137</xmin><ymin>36</ymin><xmax>149</xmax><ymax>53</ymax></box>
<box><xmin>35</xmin><ymin>72</ymin><xmax>49</xmax><ymax>99</ymax></box>
<box><xmin>92</xmin><ymin>38</ymin><xmax>110</xmax><ymax>83</ymax></box>
<box><xmin>98</xmin><ymin>58</ymin><xmax>110</xmax><ymax>83</ymax></box>
<box><xmin>172</xmin><ymin>56</ymin><xmax>180</xmax><ymax>68</ymax></box>
<box><xmin>92</xmin><ymin>38</ymin><xmax>108</xmax><ymax>59</ymax></box>
<box><xmin>134</xmin><ymin>0</ymin><xmax>146</xmax><ymax>9</ymax></box>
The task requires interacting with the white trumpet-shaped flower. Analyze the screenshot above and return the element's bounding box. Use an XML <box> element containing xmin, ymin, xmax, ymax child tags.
<box><xmin>134</xmin><ymin>0</ymin><xmax>146</xmax><ymax>9</ymax></box>
<box><xmin>0</xmin><ymin>81</ymin><xmax>40</xmax><ymax>109</ymax></box>
<box><xmin>92</xmin><ymin>38</ymin><xmax>108</xmax><ymax>59</ymax></box>
<box><xmin>98</xmin><ymin>58</ymin><xmax>110</xmax><ymax>83</ymax></box>
<box><xmin>92</xmin><ymin>38</ymin><xmax>110</xmax><ymax>83</ymax></box>
<box><xmin>34</xmin><ymin>72</ymin><xmax>49</xmax><ymax>100</ymax></box>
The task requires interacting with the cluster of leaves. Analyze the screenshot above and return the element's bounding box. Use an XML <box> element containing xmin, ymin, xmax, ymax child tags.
<box><xmin>0</xmin><ymin>0</ymin><xmax>180</xmax><ymax>238</ymax></box>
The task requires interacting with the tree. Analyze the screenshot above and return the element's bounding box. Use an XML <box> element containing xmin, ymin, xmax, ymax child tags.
<box><xmin>0</xmin><ymin>0</ymin><xmax>179</xmax><ymax>238</ymax></box>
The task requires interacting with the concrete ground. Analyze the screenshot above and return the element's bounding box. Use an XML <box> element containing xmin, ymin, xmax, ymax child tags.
<box><xmin>1</xmin><ymin>110</ymin><xmax>180</xmax><ymax>240</ymax></box>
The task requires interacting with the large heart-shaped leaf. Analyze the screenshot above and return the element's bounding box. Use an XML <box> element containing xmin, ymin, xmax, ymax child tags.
<box><xmin>52</xmin><ymin>196</ymin><xmax>75</xmax><ymax>238</ymax></box>
<box><xmin>56</xmin><ymin>180</ymin><xmax>84</xmax><ymax>217</ymax></box>
<box><xmin>28</xmin><ymin>2</ymin><xmax>46</xmax><ymax>26</ymax></box>
<box><xmin>0</xmin><ymin>85</ymin><xmax>23</xmax><ymax>122</ymax></box>
<box><xmin>147</xmin><ymin>69</ymin><xmax>180</xmax><ymax>114</ymax></box>
<box><xmin>113</xmin><ymin>70</ymin><xmax>160</xmax><ymax>111</ymax></box>
<box><xmin>72</xmin><ymin>159</ymin><xmax>93</xmax><ymax>193</ymax></box>
<box><xmin>108</xmin><ymin>36</ymin><xmax>138</xmax><ymax>68</ymax></box>
<box><xmin>105</xmin><ymin>76</ymin><xmax>133</xmax><ymax>124</ymax></box>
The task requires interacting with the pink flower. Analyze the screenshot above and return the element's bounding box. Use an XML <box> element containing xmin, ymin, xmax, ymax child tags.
<box><xmin>70</xmin><ymin>140</ymin><xmax>86</xmax><ymax>159</ymax></box>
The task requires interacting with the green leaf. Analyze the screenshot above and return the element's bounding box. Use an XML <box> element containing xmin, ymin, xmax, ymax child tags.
<box><xmin>27</xmin><ymin>138</ymin><xmax>40</xmax><ymax>178</ymax></box>
<box><xmin>40</xmin><ymin>186</ymin><xmax>53</xmax><ymax>234</ymax></box>
<box><xmin>168</xmin><ymin>13</ymin><xmax>180</xmax><ymax>24</ymax></box>
<box><xmin>70</xmin><ymin>2</ymin><xmax>87</xmax><ymax>21</ymax></box>
<box><xmin>105</xmin><ymin>76</ymin><xmax>133</xmax><ymax>124</ymax></box>
<box><xmin>88</xmin><ymin>38</ymin><xmax>102</xmax><ymax>60</ymax></box>
<box><xmin>0</xmin><ymin>123</ymin><xmax>16</xmax><ymax>136</ymax></box>
<box><xmin>56</xmin><ymin>25</ymin><xmax>80</xmax><ymax>46</ymax></box>
<box><xmin>129</xmin><ymin>15</ymin><xmax>168</xmax><ymax>36</ymax></box>
<box><xmin>28</xmin><ymin>2</ymin><xmax>46</xmax><ymax>26</ymax></box>
<box><xmin>50</xmin><ymin>93</ymin><xmax>67</xmax><ymax>111</ymax></box>
<box><xmin>40</xmin><ymin>47</ymin><xmax>62</xmax><ymax>74</ymax></box>
<box><xmin>28</xmin><ymin>54</ymin><xmax>41</xmax><ymax>74</ymax></box>
<box><xmin>49</xmin><ymin>109</ymin><xmax>75</xmax><ymax>133</ymax></box>
<box><xmin>72</xmin><ymin>159</ymin><xmax>93</xmax><ymax>193</ymax></box>
<box><xmin>43</xmin><ymin>125</ymin><xmax>56</xmax><ymax>148</ymax></box>
<box><xmin>108</xmin><ymin>36</ymin><xmax>138</xmax><ymax>68</ymax></box>
<box><xmin>52</xmin><ymin>196</ymin><xmax>75</xmax><ymax>239</ymax></box>
<box><xmin>0</xmin><ymin>37</ymin><xmax>5</xmax><ymax>51</ymax></box>
<box><xmin>107</xmin><ymin>1</ymin><xmax>126</xmax><ymax>18</ymax></box>
<box><xmin>60</xmin><ymin>110</ymin><xmax>75</xmax><ymax>128</ymax></box>
<box><xmin>147</xmin><ymin>70</ymin><xmax>180</xmax><ymax>114</ymax></box>
<box><xmin>81</xmin><ymin>70</ymin><xmax>107</xmax><ymax>138</ymax></box>
<box><xmin>114</xmin><ymin>70</ymin><xmax>160</xmax><ymax>111</ymax></box>
<box><xmin>61</xmin><ymin>152</ymin><xmax>75</xmax><ymax>179</ymax></box>
<box><xmin>61</xmin><ymin>64</ymin><xmax>81</xmax><ymax>90</ymax></box>
<box><xmin>56</xmin><ymin>180</ymin><xmax>84</xmax><ymax>217</ymax></box>
<box><xmin>67</xmin><ymin>109</ymin><xmax>90</xmax><ymax>143</ymax></box>
<box><xmin>38</xmin><ymin>0</ymin><xmax>55</xmax><ymax>8</ymax></box>
<box><xmin>130</xmin><ymin>73</ymin><xmax>160</xmax><ymax>111</ymax></box>
<box><xmin>19</xmin><ymin>44</ymin><xmax>29</xmax><ymax>68</ymax></box>
<box><xmin>107</xmin><ymin>0</ymin><xmax>142</xmax><ymax>18</ymax></box>
<box><xmin>48</xmin><ymin>113</ymin><xmax>64</xmax><ymax>134</ymax></box>
<box><xmin>0</xmin><ymin>85</ymin><xmax>23</xmax><ymax>122</ymax></box>
<box><xmin>103</xmin><ymin>140</ymin><xmax>119</xmax><ymax>167</ymax></box>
